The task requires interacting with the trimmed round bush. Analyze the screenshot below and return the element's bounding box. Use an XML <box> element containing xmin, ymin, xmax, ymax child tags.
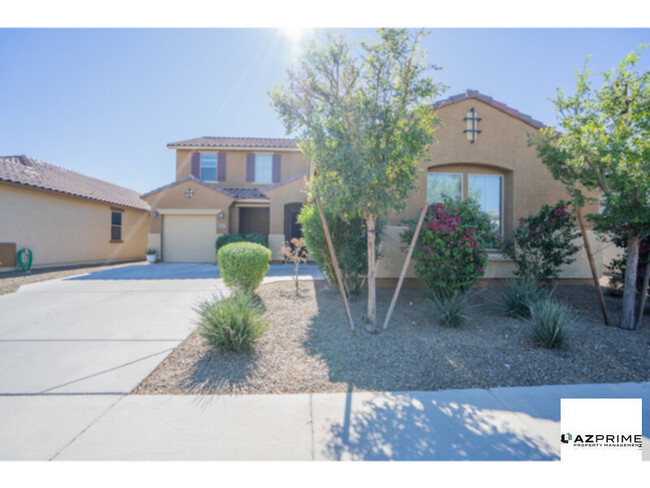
<box><xmin>218</xmin><ymin>242</ymin><xmax>271</xmax><ymax>292</ymax></box>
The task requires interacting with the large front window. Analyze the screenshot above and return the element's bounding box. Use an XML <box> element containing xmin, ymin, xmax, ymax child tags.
<box><xmin>427</xmin><ymin>171</ymin><xmax>503</xmax><ymax>234</ymax></box>
<box><xmin>254</xmin><ymin>154</ymin><xmax>273</xmax><ymax>183</ymax></box>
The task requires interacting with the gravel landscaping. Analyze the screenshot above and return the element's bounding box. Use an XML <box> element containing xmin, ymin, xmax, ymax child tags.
<box><xmin>0</xmin><ymin>261</ymin><xmax>143</xmax><ymax>295</ymax></box>
<box><xmin>134</xmin><ymin>279</ymin><xmax>650</xmax><ymax>395</ymax></box>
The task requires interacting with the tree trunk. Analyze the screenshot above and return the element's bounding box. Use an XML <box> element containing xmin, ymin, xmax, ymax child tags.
<box><xmin>637</xmin><ymin>258</ymin><xmax>650</xmax><ymax>329</ymax></box>
<box><xmin>620</xmin><ymin>231</ymin><xmax>641</xmax><ymax>330</ymax></box>
<box><xmin>366</xmin><ymin>213</ymin><xmax>377</xmax><ymax>332</ymax></box>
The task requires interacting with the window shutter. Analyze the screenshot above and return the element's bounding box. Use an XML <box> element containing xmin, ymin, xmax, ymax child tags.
<box><xmin>191</xmin><ymin>152</ymin><xmax>201</xmax><ymax>179</ymax></box>
<box><xmin>246</xmin><ymin>153</ymin><xmax>255</xmax><ymax>182</ymax></box>
<box><xmin>217</xmin><ymin>153</ymin><xmax>226</xmax><ymax>182</ymax></box>
<box><xmin>272</xmin><ymin>154</ymin><xmax>281</xmax><ymax>183</ymax></box>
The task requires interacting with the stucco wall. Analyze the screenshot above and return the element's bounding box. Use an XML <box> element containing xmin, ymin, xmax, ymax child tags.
<box><xmin>0</xmin><ymin>182</ymin><xmax>149</xmax><ymax>269</ymax></box>
<box><xmin>143</xmin><ymin>180</ymin><xmax>233</xmax><ymax>234</ymax></box>
<box><xmin>395</xmin><ymin>99</ymin><xmax>600</xmax><ymax>227</ymax></box>
<box><xmin>175</xmin><ymin>148</ymin><xmax>308</xmax><ymax>187</ymax></box>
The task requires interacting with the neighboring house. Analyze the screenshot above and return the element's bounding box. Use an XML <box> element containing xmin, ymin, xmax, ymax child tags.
<box><xmin>142</xmin><ymin>137</ymin><xmax>307</xmax><ymax>262</ymax></box>
<box><xmin>142</xmin><ymin>90</ymin><xmax>602</xmax><ymax>283</ymax></box>
<box><xmin>0</xmin><ymin>155</ymin><xmax>150</xmax><ymax>271</ymax></box>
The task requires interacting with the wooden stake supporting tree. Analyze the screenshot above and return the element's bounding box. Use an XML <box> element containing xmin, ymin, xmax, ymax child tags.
<box><xmin>575</xmin><ymin>205</ymin><xmax>611</xmax><ymax>326</ymax></box>
<box><xmin>383</xmin><ymin>205</ymin><xmax>428</xmax><ymax>330</ymax></box>
<box><xmin>315</xmin><ymin>198</ymin><xmax>355</xmax><ymax>331</ymax></box>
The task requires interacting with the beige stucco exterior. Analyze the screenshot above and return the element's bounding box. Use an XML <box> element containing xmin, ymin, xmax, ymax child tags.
<box><xmin>142</xmin><ymin>180</ymin><xmax>233</xmax><ymax>262</ymax></box>
<box><xmin>175</xmin><ymin>148</ymin><xmax>307</xmax><ymax>186</ymax></box>
<box><xmin>0</xmin><ymin>182</ymin><xmax>149</xmax><ymax>270</ymax></box>
<box><xmin>375</xmin><ymin>98</ymin><xmax>601</xmax><ymax>281</ymax></box>
<box><xmin>148</xmin><ymin>96</ymin><xmax>603</xmax><ymax>279</ymax></box>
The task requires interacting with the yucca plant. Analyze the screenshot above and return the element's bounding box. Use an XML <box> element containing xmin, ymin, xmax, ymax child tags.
<box><xmin>430</xmin><ymin>292</ymin><xmax>474</xmax><ymax>328</ymax></box>
<box><xmin>528</xmin><ymin>298</ymin><xmax>575</xmax><ymax>349</ymax></box>
<box><xmin>497</xmin><ymin>278</ymin><xmax>553</xmax><ymax>319</ymax></box>
<box><xmin>198</xmin><ymin>291</ymin><xmax>268</xmax><ymax>352</ymax></box>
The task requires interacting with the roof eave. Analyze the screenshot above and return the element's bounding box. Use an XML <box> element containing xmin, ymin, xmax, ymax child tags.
<box><xmin>167</xmin><ymin>144</ymin><xmax>302</xmax><ymax>152</ymax></box>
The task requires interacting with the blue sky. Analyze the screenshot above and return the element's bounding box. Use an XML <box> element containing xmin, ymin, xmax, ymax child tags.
<box><xmin>1</xmin><ymin>28</ymin><xmax>649</xmax><ymax>193</ymax></box>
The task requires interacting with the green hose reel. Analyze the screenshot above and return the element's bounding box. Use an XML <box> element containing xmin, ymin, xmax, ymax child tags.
<box><xmin>16</xmin><ymin>248</ymin><xmax>33</xmax><ymax>272</ymax></box>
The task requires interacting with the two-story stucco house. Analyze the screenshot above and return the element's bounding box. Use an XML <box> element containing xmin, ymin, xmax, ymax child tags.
<box><xmin>141</xmin><ymin>137</ymin><xmax>308</xmax><ymax>263</ymax></box>
<box><xmin>142</xmin><ymin>90</ymin><xmax>602</xmax><ymax>283</ymax></box>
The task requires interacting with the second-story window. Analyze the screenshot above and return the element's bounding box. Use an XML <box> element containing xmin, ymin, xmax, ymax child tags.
<box><xmin>254</xmin><ymin>154</ymin><xmax>273</xmax><ymax>183</ymax></box>
<box><xmin>200</xmin><ymin>153</ymin><xmax>218</xmax><ymax>181</ymax></box>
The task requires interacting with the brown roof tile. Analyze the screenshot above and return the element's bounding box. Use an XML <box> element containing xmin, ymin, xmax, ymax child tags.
<box><xmin>0</xmin><ymin>155</ymin><xmax>150</xmax><ymax>211</ymax></box>
<box><xmin>167</xmin><ymin>136</ymin><xmax>298</xmax><ymax>150</ymax></box>
<box><xmin>432</xmin><ymin>89</ymin><xmax>547</xmax><ymax>130</ymax></box>
<box><xmin>221</xmin><ymin>187</ymin><xmax>268</xmax><ymax>200</ymax></box>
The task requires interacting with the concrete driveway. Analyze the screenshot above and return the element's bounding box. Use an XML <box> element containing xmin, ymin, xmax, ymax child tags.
<box><xmin>0</xmin><ymin>262</ymin><xmax>324</xmax><ymax>395</ymax></box>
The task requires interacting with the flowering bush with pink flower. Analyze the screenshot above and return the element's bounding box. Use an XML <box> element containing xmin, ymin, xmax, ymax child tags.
<box><xmin>400</xmin><ymin>197</ymin><xmax>501</xmax><ymax>296</ymax></box>
<box><xmin>503</xmin><ymin>200</ymin><xmax>581</xmax><ymax>284</ymax></box>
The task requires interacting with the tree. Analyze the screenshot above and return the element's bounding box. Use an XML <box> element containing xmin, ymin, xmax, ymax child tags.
<box><xmin>529</xmin><ymin>45</ymin><xmax>650</xmax><ymax>330</ymax></box>
<box><xmin>270</xmin><ymin>29</ymin><xmax>444</xmax><ymax>331</ymax></box>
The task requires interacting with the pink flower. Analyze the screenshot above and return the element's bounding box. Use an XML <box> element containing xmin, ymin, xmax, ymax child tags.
<box><xmin>469</xmin><ymin>228</ymin><xmax>475</xmax><ymax>234</ymax></box>
<box><xmin>427</xmin><ymin>249</ymin><xmax>434</xmax><ymax>255</ymax></box>
<box><xmin>399</xmin><ymin>246</ymin><xmax>405</xmax><ymax>251</ymax></box>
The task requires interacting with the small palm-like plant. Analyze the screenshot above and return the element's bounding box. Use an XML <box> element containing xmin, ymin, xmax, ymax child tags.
<box><xmin>198</xmin><ymin>292</ymin><xmax>268</xmax><ymax>352</ymax></box>
<box><xmin>430</xmin><ymin>292</ymin><xmax>474</xmax><ymax>328</ymax></box>
<box><xmin>528</xmin><ymin>298</ymin><xmax>575</xmax><ymax>349</ymax></box>
<box><xmin>497</xmin><ymin>278</ymin><xmax>553</xmax><ymax>319</ymax></box>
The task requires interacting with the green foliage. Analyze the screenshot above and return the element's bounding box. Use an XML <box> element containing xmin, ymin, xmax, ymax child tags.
<box><xmin>608</xmin><ymin>237</ymin><xmax>650</xmax><ymax>293</ymax></box>
<box><xmin>527</xmin><ymin>45</ymin><xmax>650</xmax><ymax>329</ymax></box>
<box><xmin>497</xmin><ymin>279</ymin><xmax>554</xmax><ymax>319</ymax></box>
<box><xmin>430</xmin><ymin>292</ymin><xmax>474</xmax><ymax>328</ymax></box>
<box><xmin>244</xmin><ymin>233</ymin><xmax>268</xmax><ymax>248</ymax></box>
<box><xmin>271</xmin><ymin>28</ymin><xmax>446</xmax><ymax>326</ymax></box>
<box><xmin>297</xmin><ymin>203</ymin><xmax>381</xmax><ymax>295</ymax></box>
<box><xmin>198</xmin><ymin>292</ymin><xmax>267</xmax><ymax>352</ymax></box>
<box><xmin>401</xmin><ymin>197</ymin><xmax>500</xmax><ymax>297</ymax></box>
<box><xmin>502</xmin><ymin>201</ymin><xmax>581</xmax><ymax>284</ymax></box>
<box><xmin>270</xmin><ymin>29</ymin><xmax>445</xmax><ymax>221</ymax></box>
<box><xmin>145</xmin><ymin>248</ymin><xmax>157</xmax><ymax>255</ymax></box>
<box><xmin>216</xmin><ymin>233</ymin><xmax>269</xmax><ymax>256</ymax></box>
<box><xmin>217</xmin><ymin>242</ymin><xmax>271</xmax><ymax>292</ymax></box>
<box><xmin>528</xmin><ymin>298</ymin><xmax>575</xmax><ymax>349</ymax></box>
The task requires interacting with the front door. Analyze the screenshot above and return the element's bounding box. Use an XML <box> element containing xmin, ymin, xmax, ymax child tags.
<box><xmin>284</xmin><ymin>202</ymin><xmax>303</xmax><ymax>242</ymax></box>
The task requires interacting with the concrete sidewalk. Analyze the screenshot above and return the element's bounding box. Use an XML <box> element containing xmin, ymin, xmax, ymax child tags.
<box><xmin>1</xmin><ymin>382</ymin><xmax>648</xmax><ymax>461</ymax></box>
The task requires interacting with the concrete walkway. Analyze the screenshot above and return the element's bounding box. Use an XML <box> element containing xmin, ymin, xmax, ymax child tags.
<box><xmin>0</xmin><ymin>263</ymin><xmax>324</xmax><ymax>395</ymax></box>
<box><xmin>1</xmin><ymin>382</ymin><xmax>648</xmax><ymax>461</ymax></box>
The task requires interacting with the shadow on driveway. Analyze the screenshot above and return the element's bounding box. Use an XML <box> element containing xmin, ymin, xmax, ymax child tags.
<box><xmin>67</xmin><ymin>263</ymin><xmax>325</xmax><ymax>281</ymax></box>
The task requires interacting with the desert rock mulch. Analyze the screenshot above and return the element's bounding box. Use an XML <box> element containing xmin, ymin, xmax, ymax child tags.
<box><xmin>133</xmin><ymin>280</ymin><xmax>650</xmax><ymax>395</ymax></box>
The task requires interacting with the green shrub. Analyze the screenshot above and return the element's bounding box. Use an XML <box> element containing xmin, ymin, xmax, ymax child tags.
<box><xmin>244</xmin><ymin>233</ymin><xmax>268</xmax><ymax>248</ymax></box>
<box><xmin>528</xmin><ymin>298</ymin><xmax>575</xmax><ymax>349</ymax></box>
<box><xmin>198</xmin><ymin>292</ymin><xmax>267</xmax><ymax>352</ymax></box>
<box><xmin>216</xmin><ymin>234</ymin><xmax>246</xmax><ymax>254</ymax></box>
<box><xmin>218</xmin><ymin>242</ymin><xmax>271</xmax><ymax>292</ymax></box>
<box><xmin>497</xmin><ymin>279</ymin><xmax>553</xmax><ymax>319</ymax></box>
<box><xmin>430</xmin><ymin>291</ymin><xmax>474</xmax><ymax>328</ymax></box>
<box><xmin>297</xmin><ymin>202</ymin><xmax>381</xmax><ymax>295</ymax></box>
<box><xmin>215</xmin><ymin>233</ymin><xmax>269</xmax><ymax>256</ymax></box>
<box><xmin>401</xmin><ymin>197</ymin><xmax>500</xmax><ymax>297</ymax></box>
<box><xmin>503</xmin><ymin>201</ymin><xmax>581</xmax><ymax>284</ymax></box>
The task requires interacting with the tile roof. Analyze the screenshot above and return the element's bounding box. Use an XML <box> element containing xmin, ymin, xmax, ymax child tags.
<box><xmin>0</xmin><ymin>155</ymin><xmax>150</xmax><ymax>211</ymax></box>
<box><xmin>222</xmin><ymin>187</ymin><xmax>268</xmax><ymax>200</ymax></box>
<box><xmin>167</xmin><ymin>136</ymin><xmax>298</xmax><ymax>150</ymax></box>
<box><xmin>433</xmin><ymin>89</ymin><xmax>547</xmax><ymax>130</ymax></box>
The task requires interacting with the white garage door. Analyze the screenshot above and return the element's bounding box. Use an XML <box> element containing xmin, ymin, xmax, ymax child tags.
<box><xmin>163</xmin><ymin>215</ymin><xmax>217</xmax><ymax>263</ymax></box>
